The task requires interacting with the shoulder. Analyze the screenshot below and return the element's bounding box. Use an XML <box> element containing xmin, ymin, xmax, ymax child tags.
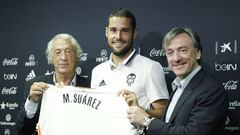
<box><xmin>191</xmin><ymin>69</ymin><xmax>227</xmax><ymax>109</ymax></box>
<box><xmin>198</xmin><ymin>70</ymin><xmax>221</xmax><ymax>86</ymax></box>
<box><xmin>92</xmin><ymin>61</ymin><xmax>109</xmax><ymax>72</ymax></box>
<box><xmin>191</xmin><ymin>69</ymin><xmax>224</xmax><ymax>94</ymax></box>
<box><xmin>133</xmin><ymin>54</ymin><xmax>161</xmax><ymax>66</ymax></box>
<box><xmin>133</xmin><ymin>54</ymin><xmax>163</xmax><ymax>72</ymax></box>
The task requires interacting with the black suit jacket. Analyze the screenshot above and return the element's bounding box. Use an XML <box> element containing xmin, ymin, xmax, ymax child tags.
<box><xmin>16</xmin><ymin>74</ymin><xmax>90</xmax><ymax>135</ymax></box>
<box><xmin>147</xmin><ymin>69</ymin><xmax>227</xmax><ymax>135</ymax></box>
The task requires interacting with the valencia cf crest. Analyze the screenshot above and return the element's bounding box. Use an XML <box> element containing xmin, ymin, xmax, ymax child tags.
<box><xmin>126</xmin><ymin>73</ymin><xmax>136</xmax><ymax>86</ymax></box>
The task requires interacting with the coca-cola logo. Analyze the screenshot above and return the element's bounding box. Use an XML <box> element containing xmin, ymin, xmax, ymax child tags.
<box><xmin>150</xmin><ymin>48</ymin><xmax>165</xmax><ymax>57</ymax></box>
<box><xmin>2</xmin><ymin>58</ymin><xmax>18</xmax><ymax>66</ymax></box>
<box><xmin>223</xmin><ymin>80</ymin><xmax>238</xmax><ymax>90</ymax></box>
<box><xmin>2</xmin><ymin>87</ymin><xmax>17</xmax><ymax>95</ymax></box>
<box><xmin>163</xmin><ymin>66</ymin><xmax>172</xmax><ymax>74</ymax></box>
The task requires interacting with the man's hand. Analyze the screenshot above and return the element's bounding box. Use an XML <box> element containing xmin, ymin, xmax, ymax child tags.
<box><xmin>118</xmin><ymin>89</ymin><xmax>139</xmax><ymax>106</ymax></box>
<box><xmin>29</xmin><ymin>82</ymin><xmax>49</xmax><ymax>103</ymax></box>
<box><xmin>127</xmin><ymin>106</ymin><xmax>149</xmax><ymax>126</ymax></box>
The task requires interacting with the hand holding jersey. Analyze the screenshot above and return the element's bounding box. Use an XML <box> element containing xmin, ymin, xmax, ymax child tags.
<box><xmin>29</xmin><ymin>81</ymin><xmax>75</xmax><ymax>103</ymax></box>
<box><xmin>29</xmin><ymin>82</ymin><xmax>49</xmax><ymax>103</ymax></box>
<box><xmin>118</xmin><ymin>89</ymin><xmax>139</xmax><ymax>106</ymax></box>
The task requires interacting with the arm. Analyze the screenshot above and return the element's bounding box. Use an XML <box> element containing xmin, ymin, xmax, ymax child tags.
<box><xmin>16</xmin><ymin>81</ymin><xmax>38</xmax><ymax>135</ymax></box>
<box><xmin>146</xmin><ymin>99</ymin><xmax>168</xmax><ymax>118</ymax></box>
<box><xmin>16</xmin><ymin>80</ymin><xmax>48</xmax><ymax>135</ymax></box>
<box><xmin>143</xmin><ymin>62</ymin><xmax>169</xmax><ymax>118</ymax></box>
<box><xmin>120</xmin><ymin>90</ymin><xmax>168</xmax><ymax>120</ymax></box>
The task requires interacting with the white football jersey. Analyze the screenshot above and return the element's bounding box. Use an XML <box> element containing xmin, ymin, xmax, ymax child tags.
<box><xmin>37</xmin><ymin>85</ymin><xmax>137</xmax><ymax>135</ymax></box>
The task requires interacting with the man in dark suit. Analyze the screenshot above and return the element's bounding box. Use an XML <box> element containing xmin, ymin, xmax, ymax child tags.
<box><xmin>16</xmin><ymin>33</ymin><xmax>90</xmax><ymax>135</ymax></box>
<box><xmin>124</xmin><ymin>27</ymin><xmax>227</xmax><ymax>135</ymax></box>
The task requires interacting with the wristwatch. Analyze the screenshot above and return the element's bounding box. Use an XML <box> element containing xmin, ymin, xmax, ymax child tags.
<box><xmin>142</xmin><ymin>116</ymin><xmax>154</xmax><ymax>127</ymax></box>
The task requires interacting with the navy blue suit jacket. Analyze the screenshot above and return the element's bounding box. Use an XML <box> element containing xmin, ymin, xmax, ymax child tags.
<box><xmin>147</xmin><ymin>69</ymin><xmax>227</xmax><ymax>135</ymax></box>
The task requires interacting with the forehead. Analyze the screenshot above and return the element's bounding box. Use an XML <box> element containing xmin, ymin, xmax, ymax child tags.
<box><xmin>108</xmin><ymin>16</ymin><xmax>132</xmax><ymax>28</ymax></box>
<box><xmin>166</xmin><ymin>33</ymin><xmax>194</xmax><ymax>49</ymax></box>
<box><xmin>52</xmin><ymin>38</ymin><xmax>73</xmax><ymax>50</ymax></box>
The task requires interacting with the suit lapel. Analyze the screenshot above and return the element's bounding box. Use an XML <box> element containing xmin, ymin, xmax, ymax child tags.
<box><xmin>168</xmin><ymin>69</ymin><xmax>205</xmax><ymax>123</ymax></box>
<box><xmin>163</xmin><ymin>87</ymin><xmax>178</xmax><ymax>121</ymax></box>
<box><xmin>168</xmin><ymin>86</ymin><xmax>193</xmax><ymax>123</ymax></box>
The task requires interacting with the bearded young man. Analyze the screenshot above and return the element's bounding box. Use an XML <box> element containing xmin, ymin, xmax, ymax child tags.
<box><xmin>91</xmin><ymin>8</ymin><xmax>169</xmax><ymax>134</ymax></box>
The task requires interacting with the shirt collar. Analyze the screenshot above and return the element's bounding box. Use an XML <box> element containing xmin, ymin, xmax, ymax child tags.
<box><xmin>53</xmin><ymin>72</ymin><xmax>77</xmax><ymax>86</ymax></box>
<box><xmin>109</xmin><ymin>49</ymin><xmax>136</xmax><ymax>70</ymax></box>
<box><xmin>172</xmin><ymin>65</ymin><xmax>201</xmax><ymax>91</ymax></box>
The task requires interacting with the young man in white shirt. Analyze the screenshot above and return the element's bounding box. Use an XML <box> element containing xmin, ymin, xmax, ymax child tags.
<box><xmin>91</xmin><ymin>8</ymin><xmax>169</xmax><ymax>126</ymax></box>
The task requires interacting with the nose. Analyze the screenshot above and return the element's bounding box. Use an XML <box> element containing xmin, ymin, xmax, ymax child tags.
<box><xmin>115</xmin><ymin>31</ymin><xmax>122</xmax><ymax>39</ymax></box>
<box><xmin>60</xmin><ymin>51</ymin><xmax>67</xmax><ymax>60</ymax></box>
<box><xmin>172</xmin><ymin>52</ymin><xmax>181</xmax><ymax>62</ymax></box>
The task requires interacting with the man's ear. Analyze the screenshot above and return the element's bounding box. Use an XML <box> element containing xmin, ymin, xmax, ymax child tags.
<box><xmin>133</xmin><ymin>28</ymin><xmax>138</xmax><ymax>39</ymax></box>
<box><xmin>105</xmin><ymin>27</ymin><xmax>108</xmax><ymax>38</ymax></box>
<box><xmin>197</xmin><ymin>49</ymin><xmax>201</xmax><ymax>60</ymax></box>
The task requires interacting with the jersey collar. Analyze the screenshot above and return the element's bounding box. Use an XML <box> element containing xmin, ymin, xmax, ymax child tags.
<box><xmin>109</xmin><ymin>49</ymin><xmax>137</xmax><ymax>70</ymax></box>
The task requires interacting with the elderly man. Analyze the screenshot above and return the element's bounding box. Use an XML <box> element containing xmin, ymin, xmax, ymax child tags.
<box><xmin>16</xmin><ymin>33</ymin><xmax>90</xmax><ymax>135</ymax></box>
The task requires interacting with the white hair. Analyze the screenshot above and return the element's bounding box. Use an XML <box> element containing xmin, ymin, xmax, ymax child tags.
<box><xmin>45</xmin><ymin>33</ymin><xmax>83</xmax><ymax>64</ymax></box>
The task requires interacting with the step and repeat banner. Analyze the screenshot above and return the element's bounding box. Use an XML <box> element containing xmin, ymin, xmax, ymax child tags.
<box><xmin>0</xmin><ymin>1</ymin><xmax>239</xmax><ymax>135</ymax></box>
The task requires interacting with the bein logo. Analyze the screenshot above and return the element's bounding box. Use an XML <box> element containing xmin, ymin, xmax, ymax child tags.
<box><xmin>3</xmin><ymin>74</ymin><xmax>17</xmax><ymax>80</ymax></box>
<box><xmin>215</xmin><ymin>63</ymin><xmax>237</xmax><ymax>71</ymax></box>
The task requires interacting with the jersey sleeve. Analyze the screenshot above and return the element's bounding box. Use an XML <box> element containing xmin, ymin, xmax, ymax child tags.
<box><xmin>145</xmin><ymin>62</ymin><xmax>169</xmax><ymax>103</ymax></box>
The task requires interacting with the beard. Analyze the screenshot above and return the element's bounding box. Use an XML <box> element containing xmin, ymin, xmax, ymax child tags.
<box><xmin>110</xmin><ymin>38</ymin><xmax>134</xmax><ymax>57</ymax></box>
<box><xmin>111</xmin><ymin>44</ymin><xmax>132</xmax><ymax>57</ymax></box>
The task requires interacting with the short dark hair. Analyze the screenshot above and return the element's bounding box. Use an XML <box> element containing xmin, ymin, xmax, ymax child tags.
<box><xmin>162</xmin><ymin>27</ymin><xmax>203</xmax><ymax>64</ymax></box>
<box><xmin>107</xmin><ymin>8</ymin><xmax>136</xmax><ymax>30</ymax></box>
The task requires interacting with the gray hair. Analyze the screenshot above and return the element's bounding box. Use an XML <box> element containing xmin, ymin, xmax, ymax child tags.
<box><xmin>45</xmin><ymin>33</ymin><xmax>83</xmax><ymax>64</ymax></box>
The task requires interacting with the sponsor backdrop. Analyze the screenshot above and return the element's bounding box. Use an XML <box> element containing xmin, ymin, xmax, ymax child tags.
<box><xmin>0</xmin><ymin>0</ymin><xmax>239</xmax><ymax>135</ymax></box>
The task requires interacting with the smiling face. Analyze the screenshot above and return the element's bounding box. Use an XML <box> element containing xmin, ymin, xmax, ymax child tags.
<box><xmin>52</xmin><ymin>38</ymin><xmax>77</xmax><ymax>75</ymax></box>
<box><xmin>105</xmin><ymin>16</ymin><xmax>136</xmax><ymax>58</ymax></box>
<box><xmin>165</xmin><ymin>33</ymin><xmax>201</xmax><ymax>79</ymax></box>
